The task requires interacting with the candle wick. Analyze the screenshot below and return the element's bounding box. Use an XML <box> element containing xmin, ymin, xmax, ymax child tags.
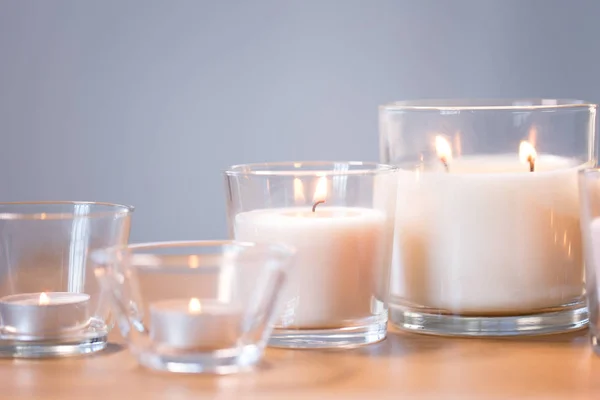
<box><xmin>528</xmin><ymin>156</ymin><xmax>535</xmax><ymax>172</ymax></box>
<box><xmin>312</xmin><ymin>200</ymin><xmax>325</xmax><ymax>212</ymax></box>
<box><xmin>441</xmin><ymin>157</ymin><xmax>449</xmax><ymax>173</ymax></box>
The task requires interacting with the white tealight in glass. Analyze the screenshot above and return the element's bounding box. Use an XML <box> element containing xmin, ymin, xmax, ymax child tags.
<box><xmin>380</xmin><ymin>98</ymin><xmax>597</xmax><ymax>336</ymax></box>
<box><xmin>0</xmin><ymin>201</ymin><xmax>133</xmax><ymax>358</ymax></box>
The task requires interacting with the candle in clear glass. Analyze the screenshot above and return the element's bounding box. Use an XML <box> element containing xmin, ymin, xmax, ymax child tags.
<box><xmin>225</xmin><ymin>162</ymin><xmax>398</xmax><ymax>348</ymax></box>
<box><xmin>380</xmin><ymin>99</ymin><xmax>597</xmax><ymax>336</ymax></box>
<box><xmin>0</xmin><ymin>201</ymin><xmax>132</xmax><ymax>358</ymax></box>
<box><xmin>91</xmin><ymin>241</ymin><xmax>293</xmax><ymax>374</ymax></box>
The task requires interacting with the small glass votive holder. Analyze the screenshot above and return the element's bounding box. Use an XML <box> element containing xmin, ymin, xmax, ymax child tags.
<box><xmin>0</xmin><ymin>201</ymin><xmax>133</xmax><ymax>358</ymax></box>
<box><xmin>380</xmin><ymin>98</ymin><xmax>597</xmax><ymax>336</ymax></box>
<box><xmin>579</xmin><ymin>168</ymin><xmax>600</xmax><ymax>354</ymax></box>
<box><xmin>91</xmin><ymin>240</ymin><xmax>294</xmax><ymax>374</ymax></box>
<box><xmin>224</xmin><ymin>161</ymin><xmax>399</xmax><ymax>348</ymax></box>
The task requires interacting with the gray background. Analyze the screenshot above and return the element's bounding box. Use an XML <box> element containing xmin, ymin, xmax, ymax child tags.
<box><xmin>1</xmin><ymin>0</ymin><xmax>599</xmax><ymax>242</ymax></box>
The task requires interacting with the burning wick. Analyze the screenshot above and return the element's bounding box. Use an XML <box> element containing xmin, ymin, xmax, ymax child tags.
<box><xmin>312</xmin><ymin>200</ymin><xmax>325</xmax><ymax>212</ymax></box>
<box><xmin>527</xmin><ymin>156</ymin><xmax>535</xmax><ymax>172</ymax></box>
<box><xmin>519</xmin><ymin>141</ymin><xmax>537</xmax><ymax>173</ymax></box>
<box><xmin>312</xmin><ymin>176</ymin><xmax>328</xmax><ymax>213</ymax></box>
<box><xmin>435</xmin><ymin>135</ymin><xmax>452</xmax><ymax>173</ymax></box>
<box><xmin>441</xmin><ymin>157</ymin><xmax>449</xmax><ymax>173</ymax></box>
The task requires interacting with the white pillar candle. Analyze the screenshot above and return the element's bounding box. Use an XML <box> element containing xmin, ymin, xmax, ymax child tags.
<box><xmin>393</xmin><ymin>150</ymin><xmax>586</xmax><ymax>314</ymax></box>
<box><xmin>0</xmin><ymin>292</ymin><xmax>90</xmax><ymax>337</ymax></box>
<box><xmin>150</xmin><ymin>298</ymin><xmax>241</xmax><ymax>350</ymax></box>
<box><xmin>234</xmin><ymin>206</ymin><xmax>387</xmax><ymax>328</ymax></box>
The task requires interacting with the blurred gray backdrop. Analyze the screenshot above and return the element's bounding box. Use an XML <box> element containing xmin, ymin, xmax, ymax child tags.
<box><xmin>1</xmin><ymin>0</ymin><xmax>599</xmax><ymax>241</ymax></box>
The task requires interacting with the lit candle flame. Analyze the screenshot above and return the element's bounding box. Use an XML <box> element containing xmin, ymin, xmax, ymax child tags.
<box><xmin>189</xmin><ymin>255</ymin><xmax>200</xmax><ymax>269</ymax></box>
<box><xmin>312</xmin><ymin>176</ymin><xmax>328</xmax><ymax>212</ymax></box>
<box><xmin>435</xmin><ymin>135</ymin><xmax>452</xmax><ymax>172</ymax></box>
<box><xmin>188</xmin><ymin>298</ymin><xmax>201</xmax><ymax>313</ymax></box>
<box><xmin>293</xmin><ymin>178</ymin><xmax>306</xmax><ymax>204</ymax></box>
<box><xmin>519</xmin><ymin>141</ymin><xmax>537</xmax><ymax>172</ymax></box>
<box><xmin>39</xmin><ymin>292</ymin><xmax>50</xmax><ymax>305</ymax></box>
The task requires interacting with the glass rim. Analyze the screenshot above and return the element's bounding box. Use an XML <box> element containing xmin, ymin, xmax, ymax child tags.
<box><xmin>0</xmin><ymin>201</ymin><xmax>134</xmax><ymax>220</ymax></box>
<box><xmin>224</xmin><ymin>161</ymin><xmax>398</xmax><ymax>177</ymax></box>
<box><xmin>579</xmin><ymin>167</ymin><xmax>600</xmax><ymax>178</ymax></box>
<box><xmin>380</xmin><ymin>98</ymin><xmax>597</xmax><ymax>111</ymax></box>
<box><xmin>91</xmin><ymin>240</ymin><xmax>296</xmax><ymax>271</ymax></box>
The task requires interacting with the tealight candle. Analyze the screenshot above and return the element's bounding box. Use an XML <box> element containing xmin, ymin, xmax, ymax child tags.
<box><xmin>149</xmin><ymin>298</ymin><xmax>241</xmax><ymax>350</ymax></box>
<box><xmin>0</xmin><ymin>292</ymin><xmax>90</xmax><ymax>337</ymax></box>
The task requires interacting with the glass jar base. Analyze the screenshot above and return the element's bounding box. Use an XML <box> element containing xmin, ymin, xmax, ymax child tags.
<box><xmin>0</xmin><ymin>334</ymin><xmax>107</xmax><ymax>358</ymax></box>
<box><xmin>591</xmin><ymin>330</ymin><xmax>600</xmax><ymax>355</ymax></box>
<box><xmin>268</xmin><ymin>320</ymin><xmax>387</xmax><ymax>349</ymax></box>
<box><xmin>0</xmin><ymin>319</ymin><xmax>109</xmax><ymax>358</ymax></box>
<box><xmin>390</xmin><ymin>302</ymin><xmax>588</xmax><ymax>336</ymax></box>
<box><xmin>134</xmin><ymin>344</ymin><xmax>262</xmax><ymax>374</ymax></box>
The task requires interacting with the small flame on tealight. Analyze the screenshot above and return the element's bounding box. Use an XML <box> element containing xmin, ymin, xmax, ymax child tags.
<box><xmin>312</xmin><ymin>176</ymin><xmax>328</xmax><ymax>212</ymax></box>
<box><xmin>188</xmin><ymin>298</ymin><xmax>201</xmax><ymax>313</ymax></box>
<box><xmin>519</xmin><ymin>141</ymin><xmax>537</xmax><ymax>172</ymax></box>
<box><xmin>293</xmin><ymin>178</ymin><xmax>306</xmax><ymax>204</ymax></box>
<box><xmin>39</xmin><ymin>292</ymin><xmax>50</xmax><ymax>305</ymax></box>
<box><xmin>189</xmin><ymin>255</ymin><xmax>200</xmax><ymax>269</ymax></box>
<box><xmin>435</xmin><ymin>135</ymin><xmax>452</xmax><ymax>172</ymax></box>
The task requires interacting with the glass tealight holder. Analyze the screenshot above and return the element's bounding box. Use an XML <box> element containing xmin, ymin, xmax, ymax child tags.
<box><xmin>91</xmin><ymin>240</ymin><xmax>294</xmax><ymax>374</ymax></box>
<box><xmin>0</xmin><ymin>201</ymin><xmax>133</xmax><ymax>357</ymax></box>
<box><xmin>578</xmin><ymin>169</ymin><xmax>600</xmax><ymax>355</ymax></box>
<box><xmin>380</xmin><ymin>98</ymin><xmax>597</xmax><ymax>336</ymax></box>
<box><xmin>224</xmin><ymin>161</ymin><xmax>399</xmax><ymax>348</ymax></box>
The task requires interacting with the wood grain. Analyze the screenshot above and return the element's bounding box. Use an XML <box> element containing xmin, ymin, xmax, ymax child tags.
<box><xmin>0</xmin><ymin>328</ymin><xmax>599</xmax><ymax>400</ymax></box>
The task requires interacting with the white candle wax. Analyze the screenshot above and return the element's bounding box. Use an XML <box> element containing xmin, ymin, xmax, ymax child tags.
<box><xmin>0</xmin><ymin>292</ymin><xmax>90</xmax><ymax>337</ymax></box>
<box><xmin>392</xmin><ymin>154</ymin><xmax>586</xmax><ymax>314</ymax></box>
<box><xmin>234</xmin><ymin>206</ymin><xmax>387</xmax><ymax>328</ymax></box>
<box><xmin>150</xmin><ymin>298</ymin><xmax>241</xmax><ymax>350</ymax></box>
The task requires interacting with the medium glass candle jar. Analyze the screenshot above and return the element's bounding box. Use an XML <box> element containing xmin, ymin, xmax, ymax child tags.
<box><xmin>380</xmin><ymin>99</ymin><xmax>597</xmax><ymax>336</ymax></box>
<box><xmin>224</xmin><ymin>162</ymin><xmax>398</xmax><ymax>348</ymax></box>
<box><xmin>0</xmin><ymin>201</ymin><xmax>133</xmax><ymax>357</ymax></box>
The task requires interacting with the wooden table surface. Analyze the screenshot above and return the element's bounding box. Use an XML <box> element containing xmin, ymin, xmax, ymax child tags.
<box><xmin>0</xmin><ymin>328</ymin><xmax>599</xmax><ymax>400</ymax></box>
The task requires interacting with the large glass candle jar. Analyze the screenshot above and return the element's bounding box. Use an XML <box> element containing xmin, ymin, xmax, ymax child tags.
<box><xmin>224</xmin><ymin>162</ymin><xmax>398</xmax><ymax>348</ymax></box>
<box><xmin>380</xmin><ymin>99</ymin><xmax>597</xmax><ymax>336</ymax></box>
